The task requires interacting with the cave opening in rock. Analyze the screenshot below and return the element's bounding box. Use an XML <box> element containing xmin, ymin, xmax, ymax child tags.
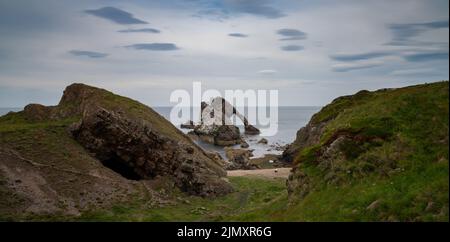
<box><xmin>101</xmin><ymin>155</ymin><xmax>142</xmax><ymax>180</ymax></box>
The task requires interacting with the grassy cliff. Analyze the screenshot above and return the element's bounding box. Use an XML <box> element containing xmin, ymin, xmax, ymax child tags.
<box><xmin>0</xmin><ymin>81</ymin><xmax>448</xmax><ymax>221</ymax></box>
<box><xmin>237</xmin><ymin>81</ymin><xmax>449</xmax><ymax>221</ymax></box>
<box><xmin>0</xmin><ymin>83</ymin><xmax>230</xmax><ymax>220</ymax></box>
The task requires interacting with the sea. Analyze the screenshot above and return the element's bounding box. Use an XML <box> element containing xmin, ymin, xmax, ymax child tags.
<box><xmin>0</xmin><ymin>106</ymin><xmax>321</xmax><ymax>158</ymax></box>
<box><xmin>152</xmin><ymin>106</ymin><xmax>321</xmax><ymax>158</ymax></box>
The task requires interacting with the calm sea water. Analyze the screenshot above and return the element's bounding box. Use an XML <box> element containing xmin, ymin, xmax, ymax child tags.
<box><xmin>0</xmin><ymin>106</ymin><xmax>321</xmax><ymax>158</ymax></box>
<box><xmin>154</xmin><ymin>106</ymin><xmax>321</xmax><ymax>158</ymax></box>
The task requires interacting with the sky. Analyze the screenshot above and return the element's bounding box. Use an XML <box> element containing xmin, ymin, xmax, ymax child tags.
<box><xmin>0</xmin><ymin>0</ymin><xmax>448</xmax><ymax>107</ymax></box>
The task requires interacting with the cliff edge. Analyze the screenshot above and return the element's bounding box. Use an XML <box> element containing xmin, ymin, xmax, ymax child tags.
<box><xmin>0</xmin><ymin>83</ymin><xmax>232</xmax><ymax>220</ymax></box>
<box><xmin>282</xmin><ymin>81</ymin><xmax>449</xmax><ymax>221</ymax></box>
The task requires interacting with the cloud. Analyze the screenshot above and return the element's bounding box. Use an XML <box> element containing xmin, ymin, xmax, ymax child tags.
<box><xmin>226</xmin><ymin>0</ymin><xmax>286</xmax><ymax>19</ymax></box>
<box><xmin>84</xmin><ymin>7</ymin><xmax>148</xmax><ymax>25</ymax></box>
<box><xmin>228</xmin><ymin>33</ymin><xmax>248</xmax><ymax>38</ymax></box>
<box><xmin>68</xmin><ymin>50</ymin><xmax>108</xmax><ymax>58</ymax></box>
<box><xmin>125</xmin><ymin>43</ymin><xmax>179</xmax><ymax>51</ymax></box>
<box><xmin>281</xmin><ymin>45</ymin><xmax>304</xmax><ymax>51</ymax></box>
<box><xmin>277</xmin><ymin>28</ymin><xmax>307</xmax><ymax>41</ymax></box>
<box><xmin>118</xmin><ymin>28</ymin><xmax>160</xmax><ymax>33</ymax></box>
<box><xmin>331</xmin><ymin>49</ymin><xmax>449</xmax><ymax>64</ymax></box>
<box><xmin>258</xmin><ymin>69</ymin><xmax>277</xmax><ymax>75</ymax></box>
<box><xmin>332</xmin><ymin>62</ymin><xmax>382</xmax><ymax>72</ymax></box>
<box><xmin>193</xmin><ymin>0</ymin><xmax>285</xmax><ymax>20</ymax></box>
<box><xmin>386</xmin><ymin>20</ymin><xmax>449</xmax><ymax>46</ymax></box>
<box><xmin>404</xmin><ymin>51</ymin><xmax>449</xmax><ymax>62</ymax></box>
<box><xmin>330</xmin><ymin>51</ymin><xmax>394</xmax><ymax>62</ymax></box>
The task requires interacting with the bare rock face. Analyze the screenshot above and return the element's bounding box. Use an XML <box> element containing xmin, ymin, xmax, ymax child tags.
<box><xmin>0</xmin><ymin>83</ymin><xmax>236</xmax><ymax>219</ymax></box>
<box><xmin>23</xmin><ymin>104</ymin><xmax>53</xmax><ymax>121</ymax></box>
<box><xmin>282</xmin><ymin>122</ymin><xmax>327</xmax><ymax>163</ymax></box>
<box><xmin>193</xmin><ymin>124</ymin><xmax>242</xmax><ymax>146</ymax></box>
<box><xmin>71</xmin><ymin>107</ymin><xmax>232</xmax><ymax>197</ymax></box>
<box><xmin>258</xmin><ymin>138</ymin><xmax>268</xmax><ymax>144</ymax></box>
<box><xmin>224</xmin><ymin>147</ymin><xmax>258</xmax><ymax>170</ymax></box>
<box><xmin>244</xmin><ymin>124</ymin><xmax>260</xmax><ymax>135</ymax></box>
<box><xmin>180</xmin><ymin>120</ymin><xmax>196</xmax><ymax>129</ymax></box>
<box><xmin>190</xmin><ymin>97</ymin><xmax>260</xmax><ymax>146</ymax></box>
<box><xmin>240</xmin><ymin>141</ymin><xmax>250</xmax><ymax>148</ymax></box>
<box><xmin>215</xmin><ymin>125</ymin><xmax>242</xmax><ymax>146</ymax></box>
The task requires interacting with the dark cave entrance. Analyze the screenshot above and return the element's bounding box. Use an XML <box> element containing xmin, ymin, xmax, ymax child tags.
<box><xmin>101</xmin><ymin>155</ymin><xmax>142</xmax><ymax>180</ymax></box>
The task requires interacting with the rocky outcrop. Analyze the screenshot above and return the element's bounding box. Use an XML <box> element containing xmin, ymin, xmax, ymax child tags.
<box><xmin>187</xmin><ymin>97</ymin><xmax>260</xmax><ymax>146</ymax></box>
<box><xmin>282</xmin><ymin>122</ymin><xmax>327</xmax><ymax>163</ymax></box>
<box><xmin>244</xmin><ymin>124</ymin><xmax>260</xmax><ymax>135</ymax></box>
<box><xmin>192</xmin><ymin>124</ymin><xmax>242</xmax><ymax>146</ymax></box>
<box><xmin>258</xmin><ymin>138</ymin><xmax>268</xmax><ymax>144</ymax></box>
<box><xmin>240</xmin><ymin>141</ymin><xmax>249</xmax><ymax>148</ymax></box>
<box><xmin>4</xmin><ymin>83</ymin><xmax>233</xmax><ymax>200</ymax></box>
<box><xmin>281</xmin><ymin>89</ymin><xmax>377</xmax><ymax>164</ymax></box>
<box><xmin>23</xmin><ymin>104</ymin><xmax>53</xmax><ymax>122</ymax></box>
<box><xmin>283</xmin><ymin>87</ymin><xmax>399</xmax><ymax>200</ymax></box>
<box><xmin>224</xmin><ymin>147</ymin><xmax>258</xmax><ymax>170</ymax></box>
<box><xmin>180</xmin><ymin>120</ymin><xmax>195</xmax><ymax>129</ymax></box>
<box><xmin>71</xmin><ymin>107</ymin><xmax>232</xmax><ymax>197</ymax></box>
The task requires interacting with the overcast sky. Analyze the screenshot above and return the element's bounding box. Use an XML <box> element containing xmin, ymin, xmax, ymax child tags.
<box><xmin>0</xmin><ymin>0</ymin><xmax>448</xmax><ymax>107</ymax></box>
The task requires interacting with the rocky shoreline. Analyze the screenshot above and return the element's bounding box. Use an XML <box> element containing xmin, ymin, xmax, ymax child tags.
<box><xmin>178</xmin><ymin>96</ymin><xmax>291</xmax><ymax>171</ymax></box>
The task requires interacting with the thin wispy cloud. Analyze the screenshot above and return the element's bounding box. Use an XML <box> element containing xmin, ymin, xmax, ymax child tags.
<box><xmin>404</xmin><ymin>51</ymin><xmax>449</xmax><ymax>62</ymax></box>
<box><xmin>258</xmin><ymin>69</ymin><xmax>277</xmax><ymax>75</ymax></box>
<box><xmin>386</xmin><ymin>20</ymin><xmax>449</xmax><ymax>46</ymax></box>
<box><xmin>118</xmin><ymin>28</ymin><xmax>161</xmax><ymax>33</ymax></box>
<box><xmin>228</xmin><ymin>33</ymin><xmax>248</xmax><ymax>38</ymax></box>
<box><xmin>332</xmin><ymin>63</ymin><xmax>382</xmax><ymax>72</ymax></box>
<box><xmin>330</xmin><ymin>51</ymin><xmax>394</xmax><ymax>62</ymax></box>
<box><xmin>125</xmin><ymin>43</ymin><xmax>179</xmax><ymax>51</ymax></box>
<box><xmin>0</xmin><ymin>0</ymin><xmax>448</xmax><ymax>107</ymax></box>
<box><xmin>277</xmin><ymin>29</ymin><xmax>307</xmax><ymax>41</ymax></box>
<box><xmin>281</xmin><ymin>45</ymin><xmax>304</xmax><ymax>51</ymax></box>
<box><xmin>68</xmin><ymin>50</ymin><xmax>108</xmax><ymax>58</ymax></box>
<box><xmin>227</xmin><ymin>0</ymin><xmax>285</xmax><ymax>19</ymax></box>
<box><xmin>192</xmin><ymin>0</ymin><xmax>285</xmax><ymax>20</ymax></box>
<box><xmin>85</xmin><ymin>7</ymin><xmax>148</xmax><ymax>25</ymax></box>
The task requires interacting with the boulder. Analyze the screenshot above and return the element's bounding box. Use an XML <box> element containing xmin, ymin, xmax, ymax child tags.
<box><xmin>240</xmin><ymin>141</ymin><xmax>250</xmax><ymax>148</ymax></box>
<box><xmin>70</xmin><ymin>106</ymin><xmax>232</xmax><ymax>197</ymax></box>
<box><xmin>180</xmin><ymin>120</ymin><xmax>196</xmax><ymax>129</ymax></box>
<box><xmin>192</xmin><ymin>97</ymin><xmax>260</xmax><ymax>146</ymax></box>
<box><xmin>224</xmin><ymin>147</ymin><xmax>258</xmax><ymax>170</ymax></box>
<box><xmin>214</xmin><ymin>125</ymin><xmax>242</xmax><ymax>146</ymax></box>
<box><xmin>23</xmin><ymin>104</ymin><xmax>53</xmax><ymax>121</ymax></box>
<box><xmin>193</xmin><ymin>124</ymin><xmax>242</xmax><ymax>146</ymax></box>
<box><xmin>245</xmin><ymin>124</ymin><xmax>260</xmax><ymax>135</ymax></box>
<box><xmin>258</xmin><ymin>138</ymin><xmax>268</xmax><ymax>144</ymax></box>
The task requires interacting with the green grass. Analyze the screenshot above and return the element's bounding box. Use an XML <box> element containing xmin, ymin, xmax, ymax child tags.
<box><xmin>283</xmin><ymin>81</ymin><xmax>449</xmax><ymax>221</ymax></box>
<box><xmin>1</xmin><ymin>81</ymin><xmax>448</xmax><ymax>221</ymax></box>
<box><xmin>229</xmin><ymin>160</ymin><xmax>448</xmax><ymax>221</ymax></box>
<box><xmin>0</xmin><ymin>110</ymin><xmax>78</xmax><ymax>133</ymax></box>
<box><xmin>69</xmin><ymin>176</ymin><xmax>287</xmax><ymax>222</ymax></box>
<box><xmin>58</xmin><ymin>84</ymin><xmax>185</xmax><ymax>141</ymax></box>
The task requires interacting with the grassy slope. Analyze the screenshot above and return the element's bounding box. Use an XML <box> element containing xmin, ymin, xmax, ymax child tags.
<box><xmin>51</xmin><ymin>81</ymin><xmax>449</xmax><ymax>222</ymax></box>
<box><xmin>57</xmin><ymin>84</ymin><xmax>223</xmax><ymax>173</ymax></box>
<box><xmin>231</xmin><ymin>81</ymin><xmax>449</xmax><ymax>221</ymax></box>
<box><xmin>57</xmin><ymin>84</ymin><xmax>190</xmax><ymax>143</ymax></box>
<box><xmin>11</xmin><ymin>176</ymin><xmax>286</xmax><ymax>222</ymax></box>
<box><xmin>0</xmin><ymin>84</ymin><xmax>214</xmax><ymax>220</ymax></box>
<box><xmin>1</xmin><ymin>82</ymin><xmax>448</xmax><ymax>221</ymax></box>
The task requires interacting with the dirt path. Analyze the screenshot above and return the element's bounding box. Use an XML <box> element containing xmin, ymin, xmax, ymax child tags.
<box><xmin>227</xmin><ymin>168</ymin><xmax>291</xmax><ymax>179</ymax></box>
